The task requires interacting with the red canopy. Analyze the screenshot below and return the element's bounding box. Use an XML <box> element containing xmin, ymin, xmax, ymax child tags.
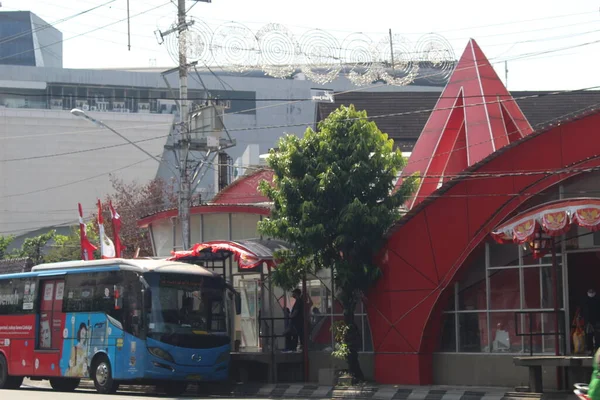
<box><xmin>167</xmin><ymin>239</ymin><xmax>289</xmax><ymax>270</ymax></box>
<box><xmin>491</xmin><ymin>197</ymin><xmax>600</xmax><ymax>244</ymax></box>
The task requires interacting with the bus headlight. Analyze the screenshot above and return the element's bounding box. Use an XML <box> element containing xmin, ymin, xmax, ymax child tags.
<box><xmin>148</xmin><ymin>347</ymin><xmax>175</xmax><ymax>363</ymax></box>
<box><xmin>215</xmin><ymin>351</ymin><xmax>230</xmax><ymax>365</ymax></box>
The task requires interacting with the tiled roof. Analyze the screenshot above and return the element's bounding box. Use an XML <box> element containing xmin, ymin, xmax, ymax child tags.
<box><xmin>316</xmin><ymin>90</ymin><xmax>600</xmax><ymax>150</ymax></box>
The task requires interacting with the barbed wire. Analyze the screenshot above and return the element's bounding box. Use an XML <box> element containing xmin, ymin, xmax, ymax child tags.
<box><xmin>161</xmin><ymin>19</ymin><xmax>456</xmax><ymax>85</ymax></box>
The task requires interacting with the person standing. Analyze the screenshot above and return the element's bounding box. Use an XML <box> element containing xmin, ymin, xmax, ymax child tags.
<box><xmin>584</xmin><ymin>289</ymin><xmax>600</xmax><ymax>355</ymax></box>
<box><xmin>288</xmin><ymin>288</ymin><xmax>310</xmax><ymax>351</ymax></box>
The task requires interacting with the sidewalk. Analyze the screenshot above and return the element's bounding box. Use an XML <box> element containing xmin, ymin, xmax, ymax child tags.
<box><xmin>23</xmin><ymin>378</ymin><xmax>513</xmax><ymax>399</ymax></box>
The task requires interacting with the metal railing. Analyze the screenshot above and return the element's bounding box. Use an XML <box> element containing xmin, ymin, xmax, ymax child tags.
<box><xmin>514</xmin><ymin>310</ymin><xmax>566</xmax><ymax>356</ymax></box>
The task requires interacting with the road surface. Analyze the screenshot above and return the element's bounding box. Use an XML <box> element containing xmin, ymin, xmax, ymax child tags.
<box><xmin>6</xmin><ymin>386</ymin><xmax>277</xmax><ymax>399</ymax></box>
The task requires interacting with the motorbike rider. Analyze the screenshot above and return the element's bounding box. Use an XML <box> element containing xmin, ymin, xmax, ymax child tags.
<box><xmin>589</xmin><ymin>347</ymin><xmax>600</xmax><ymax>400</ymax></box>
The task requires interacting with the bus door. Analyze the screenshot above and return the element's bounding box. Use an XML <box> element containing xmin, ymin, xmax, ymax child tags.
<box><xmin>35</xmin><ymin>279</ymin><xmax>65</xmax><ymax>376</ymax></box>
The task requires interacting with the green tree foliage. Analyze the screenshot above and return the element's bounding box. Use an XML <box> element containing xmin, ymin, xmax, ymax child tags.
<box><xmin>45</xmin><ymin>225</ymin><xmax>100</xmax><ymax>263</ymax></box>
<box><xmin>0</xmin><ymin>235</ymin><xmax>14</xmax><ymax>259</ymax></box>
<box><xmin>12</xmin><ymin>230</ymin><xmax>57</xmax><ymax>264</ymax></box>
<box><xmin>0</xmin><ymin>176</ymin><xmax>175</xmax><ymax>266</ymax></box>
<box><xmin>258</xmin><ymin>105</ymin><xmax>417</xmax><ymax>381</ymax></box>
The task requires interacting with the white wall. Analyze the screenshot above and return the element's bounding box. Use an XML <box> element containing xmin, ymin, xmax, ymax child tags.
<box><xmin>0</xmin><ymin>108</ymin><xmax>174</xmax><ymax>236</ymax></box>
<box><xmin>150</xmin><ymin>212</ymin><xmax>262</xmax><ymax>256</ymax></box>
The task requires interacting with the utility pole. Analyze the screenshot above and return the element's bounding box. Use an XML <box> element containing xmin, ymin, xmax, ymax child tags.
<box><xmin>155</xmin><ymin>0</ymin><xmax>235</xmax><ymax>252</ymax></box>
<box><xmin>177</xmin><ymin>0</ymin><xmax>191</xmax><ymax>251</ymax></box>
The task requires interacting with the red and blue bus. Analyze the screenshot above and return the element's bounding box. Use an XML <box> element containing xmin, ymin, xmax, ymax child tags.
<box><xmin>0</xmin><ymin>258</ymin><xmax>240</xmax><ymax>395</ymax></box>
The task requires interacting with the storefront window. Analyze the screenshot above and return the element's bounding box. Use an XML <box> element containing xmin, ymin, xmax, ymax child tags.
<box><xmin>489</xmin><ymin>268</ymin><xmax>520</xmax><ymax>310</ymax></box>
<box><xmin>489</xmin><ymin>312</ymin><xmax>522</xmax><ymax>352</ymax></box>
<box><xmin>523</xmin><ymin>267</ymin><xmax>542</xmax><ymax>309</ymax></box>
<box><xmin>438</xmin><ymin>313</ymin><xmax>456</xmax><ymax>352</ymax></box>
<box><xmin>458</xmin><ymin>263</ymin><xmax>486</xmax><ymax>311</ymax></box>
<box><xmin>458</xmin><ymin>313</ymin><xmax>487</xmax><ymax>352</ymax></box>
<box><xmin>439</xmin><ymin>242</ymin><xmax>565</xmax><ymax>354</ymax></box>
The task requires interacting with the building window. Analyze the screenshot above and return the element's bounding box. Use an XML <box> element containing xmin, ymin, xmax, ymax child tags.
<box><xmin>439</xmin><ymin>242</ymin><xmax>564</xmax><ymax>354</ymax></box>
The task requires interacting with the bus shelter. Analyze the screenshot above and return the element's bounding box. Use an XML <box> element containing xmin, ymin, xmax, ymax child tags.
<box><xmin>168</xmin><ymin>239</ymin><xmax>305</xmax><ymax>383</ymax></box>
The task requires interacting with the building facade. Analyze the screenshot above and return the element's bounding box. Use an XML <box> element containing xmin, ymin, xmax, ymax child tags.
<box><xmin>0</xmin><ymin>17</ymin><xmax>447</xmax><ymax>240</ymax></box>
<box><xmin>0</xmin><ymin>11</ymin><xmax>62</xmax><ymax>68</ymax></box>
<box><xmin>138</xmin><ymin>38</ymin><xmax>600</xmax><ymax>389</ymax></box>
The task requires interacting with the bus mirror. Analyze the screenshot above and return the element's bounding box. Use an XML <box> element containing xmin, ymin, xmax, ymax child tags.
<box><xmin>235</xmin><ymin>294</ymin><xmax>241</xmax><ymax>315</ymax></box>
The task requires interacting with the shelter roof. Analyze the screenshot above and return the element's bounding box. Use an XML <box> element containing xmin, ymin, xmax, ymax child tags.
<box><xmin>211</xmin><ymin>167</ymin><xmax>274</xmax><ymax>205</ymax></box>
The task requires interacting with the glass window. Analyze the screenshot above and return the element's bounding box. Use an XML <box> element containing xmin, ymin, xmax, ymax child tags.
<box><xmin>438</xmin><ymin>313</ymin><xmax>456</xmax><ymax>352</ymax></box>
<box><xmin>489</xmin><ymin>242</ymin><xmax>520</xmax><ymax>268</ymax></box>
<box><xmin>458</xmin><ymin>263</ymin><xmax>486</xmax><ymax>311</ymax></box>
<box><xmin>0</xmin><ymin>278</ymin><xmax>38</xmax><ymax>314</ymax></box>
<box><xmin>489</xmin><ymin>312</ymin><xmax>521</xmax><ymax>352</ymax></box>
<box><xmin>523</xmin><ymin>267</ymin><xmax>541</xmax><ymax>309</ymax></box>
<box><xmin>63</xmin><ymin>270</ymin><xmax>140</xmax><ymax>324</ymax></box>
<box><xmin>489</xmin><ymin>268</ymin><xmax>520</xmax><ymax>310</ymax></box>
<box><xmin>458</xmin><ymin>312</ymin><xmax>487</xmax><ymax>352</ymax></box>
<box><xmin>541</xmin><ymin>265</ymin><xmax>564</xmax><ymax>309</ymax></box>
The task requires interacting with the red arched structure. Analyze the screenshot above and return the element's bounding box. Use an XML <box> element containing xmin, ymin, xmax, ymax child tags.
<box><xmin>368</xmin><ymin>107</ymin><xmax>600</xmax><ymax>385</ymax></box>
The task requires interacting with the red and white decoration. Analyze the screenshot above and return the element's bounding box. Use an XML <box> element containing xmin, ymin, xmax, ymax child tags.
<box><xmin>169</xmin><ymin>240</ymin><xmax>282</xmax><ymax>270</ymax></box>
<box><xmin>77</xmin><ymin>203</ymin><xmax>97</xmax><ymax>261</ymax></box>
<box><xmin>492</xmin><ymin>198</ymin><xmax>600</xmax><ymax>244</ymax></box>
<box><xmin>97</xmin><ymin>199</ymin><xmax>116</xmax><ymax>259</ymax></box>
<box><xmin>109</xmin><ymin>201</ymin><xmax>124</xmax><ymax>258</ymax></box>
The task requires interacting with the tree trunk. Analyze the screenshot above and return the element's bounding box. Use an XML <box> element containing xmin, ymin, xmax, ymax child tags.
<box><xmin>343</xmin><ymin>303</ymin><xmax>364</xmax><ymax>382</ymax></box>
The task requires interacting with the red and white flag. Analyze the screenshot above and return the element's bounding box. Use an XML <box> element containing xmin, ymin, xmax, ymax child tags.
<box><xmin>97</xmin><ymin>199</ymin><xmax>116</xmax><ymax>259</ymax></box>
<box><xmin>78</xmin><ymin>203</ymin><xmax>97</xmax><ymax>261</ymax></box>
<box><xmin>109</xmin><ymin>200</ymin><xmax>124</xmax><ymax>258</ymax></box>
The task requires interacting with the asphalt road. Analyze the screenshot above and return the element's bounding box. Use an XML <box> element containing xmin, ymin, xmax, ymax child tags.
<box><xmin>4</xmin><ymin>386</ymin><xmax>273</xmax><ymax>399</ymax></box>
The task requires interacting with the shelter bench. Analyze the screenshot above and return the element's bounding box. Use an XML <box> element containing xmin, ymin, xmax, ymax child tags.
<box><xmin>513</xmin><ymin>356</ymin><xmax>592</xmax><ymax>393</ymax></box>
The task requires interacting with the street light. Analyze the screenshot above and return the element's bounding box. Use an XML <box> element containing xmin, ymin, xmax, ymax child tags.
<box><xmin>70</xmin><ymin>108</ymin><xmax>168</xmax><ymax>168</ymax></box>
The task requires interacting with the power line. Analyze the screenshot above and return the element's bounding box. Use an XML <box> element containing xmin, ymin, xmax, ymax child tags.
<box><xmin>0</xmin><ymin>134</ymin><xmax>169</xmax><ymax>162</ymax></box>
<box><xmin>0</xmin><ymin>156</ymin><xmax>158</xmax><ymax>199</ymax></box>
<box><xmin>1</xmin><ymin>84</ymin><xmax>599</xmax><ymax>169</ymax></box>
<box><xmin>0</xmin><ymin>120</ymin><xmax>174</xmax><ymax>141</ymax></box>
<box><xmin>0</xmin><ymin>2</ymin><xmax>172</xmax><ymax>63</ymax></box>
<box><xmin>0</xmin><ymin>0</ymin><xmax>117</xmax><ymax>47</ymax></box>
<box><xmin>4</xmin><ymin>88</ymin><xmax>600</xmax><ymax>102</ymax></box>
<box><xmin>1</xmin><ymin>34</ymin><xmax>595</xmax><ymax>129</ymax></box>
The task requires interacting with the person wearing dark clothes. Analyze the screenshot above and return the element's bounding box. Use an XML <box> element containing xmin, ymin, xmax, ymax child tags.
<box><xmin>287</xmin><ymin>289</ymin><xmax>305</xmax><ymax>351</ymax></box>
<box><xmin>584</xmin><ymin>288</ymin><xmax>600</xmax><ymax>354</ymax></box>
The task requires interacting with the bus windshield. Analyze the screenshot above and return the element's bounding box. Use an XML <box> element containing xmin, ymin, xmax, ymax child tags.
<box><xmin>145</xmin><ymin>273</ymin><xmax>228</xmax><ymax>348</ymax></box>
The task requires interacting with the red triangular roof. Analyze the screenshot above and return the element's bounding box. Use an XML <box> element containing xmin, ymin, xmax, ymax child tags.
<box><xmin>211</xmin><ymin>168</ymin><xmax>274</xmax><ymax>205</ymax></box>
<box><xmin>398</xmin><ymin>39</ymin><xmax>533</xmax><ymax>209</ymax></box>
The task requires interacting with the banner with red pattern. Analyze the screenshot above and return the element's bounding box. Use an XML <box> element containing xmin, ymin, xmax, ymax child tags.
<box><xmin>492</xmin><ymin>198</ymin><xmax>600</xmax><ymax>244</ymax></box>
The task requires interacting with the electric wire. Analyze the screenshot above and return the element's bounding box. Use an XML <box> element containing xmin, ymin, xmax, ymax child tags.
<box><xmin>0</xmin><ymin>2</ymin><xmax>172</xmax><ymax>63</ymax></box>
<box><xmin>0</xmin><ymin>0</ymin><xmax>117</xmax><ymax>46</ymax></box>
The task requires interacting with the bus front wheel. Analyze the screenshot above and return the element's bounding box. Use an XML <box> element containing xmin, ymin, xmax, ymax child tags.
<box><xmin>49</xmin><ymin>378</ymin><xmax>80</xmax><ymax>392</ymax></box>
<box><xmin>91</xmin><ymin>355</ymin><xmax>119</xmax><ymax>394</ymax></box>
<box><xmin>0</xmin><ymin>354</ymin><xmax>23</xmax><ymax>390</ymax></box>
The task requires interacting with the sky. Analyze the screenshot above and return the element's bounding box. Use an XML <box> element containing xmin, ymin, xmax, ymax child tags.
<box><xmin>2</xmin><ymin>0</ymin><xmax>600</xmax><ymax>90</ymax></box>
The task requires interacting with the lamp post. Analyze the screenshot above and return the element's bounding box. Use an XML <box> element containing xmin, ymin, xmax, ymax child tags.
<box><xmin>70</xmin><ymin>108</ymin><xmax>168</xmax><ymax>168</ymax></box>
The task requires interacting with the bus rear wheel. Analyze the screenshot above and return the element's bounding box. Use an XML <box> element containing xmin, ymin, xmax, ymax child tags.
<box><xmin>0</xmin><ymin>354</ymin><xmax>23</xmax><ymax>390</ymax></box>
<box><xmin>49</xmin><ymin>378</ymin><xmax>80</xmax><ymax>392</ymax></box>
<box><xmin>91</xmin><ymin>355</ymin><xmax>119</xmax><ymax>394</ymax></box>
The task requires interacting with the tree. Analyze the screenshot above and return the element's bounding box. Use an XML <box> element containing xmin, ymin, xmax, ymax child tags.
<box><xmin>12</xmin><ymin>230</ymin><xmax>57</xmax><ymax>264</ymax></box>
<box><xmin>0</xmin><ymin>235</ymin><xmax>14</xmax><ymax>259</ymax></box>
<box><xmin>258</xmin><ymin>105</ymin><xmax>417</xmax><ymax>381</ymax></box>
<box><xmin>97</xmin><ymin>175</ymin><xmax>177</xmax><ymax>257</ymax></box>
<box><xmin>45</xmin><ymin>225</ymin><xmax>100</xmax><ymax>263</ymax></box>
